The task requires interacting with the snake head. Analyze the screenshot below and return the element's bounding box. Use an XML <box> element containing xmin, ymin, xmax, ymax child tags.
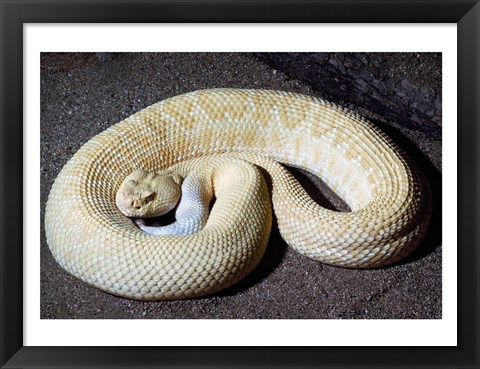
<box><xmin>116</xmin><ymin>169</ymin><xmax>182</xmax><ymax>218</ymax></box>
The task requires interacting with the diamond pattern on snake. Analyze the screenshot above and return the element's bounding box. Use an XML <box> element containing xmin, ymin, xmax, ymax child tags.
<box><xmin>45</xmin><ymin>89</ymin><xmax>432</xmax><ymax>300</ymax></box>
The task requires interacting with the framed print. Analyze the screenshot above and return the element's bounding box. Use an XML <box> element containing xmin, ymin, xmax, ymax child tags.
<box><xmin>1</xmin><ymin>0</ymin><xmax>479</xmax><ymax>368</ymax></box>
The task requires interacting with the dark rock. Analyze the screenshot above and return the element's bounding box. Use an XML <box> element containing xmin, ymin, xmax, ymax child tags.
<box><xmin>254</xmin><ymin>52</ymin><xmax>442</xmax><ymax>140</ymax></box>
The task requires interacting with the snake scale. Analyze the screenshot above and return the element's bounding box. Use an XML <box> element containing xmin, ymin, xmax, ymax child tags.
<box><xmin>45</xmin><ymin>89</ymin><xmax>431</xmax><ymax>300</ymax></box>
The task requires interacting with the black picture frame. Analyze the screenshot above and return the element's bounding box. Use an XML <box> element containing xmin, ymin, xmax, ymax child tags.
<box><xmin>1</xmin><ymin>1</ymin><xmax>478</xmax><ymax>368</ymax></box>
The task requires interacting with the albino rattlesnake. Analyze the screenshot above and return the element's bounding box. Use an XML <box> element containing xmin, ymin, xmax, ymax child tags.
<box><xmin>45</xmin><ymin>89</ymin><xmax>431</xmax><ymax>300</ymax></box>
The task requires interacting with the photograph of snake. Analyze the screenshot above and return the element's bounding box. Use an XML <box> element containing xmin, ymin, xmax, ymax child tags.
<box><xmin>41</xmin><ymin>52</ymin><xmax>441</xmax><ymax>319</ymax></box>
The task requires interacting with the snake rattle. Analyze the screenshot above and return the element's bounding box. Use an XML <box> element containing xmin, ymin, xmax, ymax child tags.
<box><xmin>45</xmin><ymin>89</ymin><xmax>431</xmax><ymax>300</ymax></box>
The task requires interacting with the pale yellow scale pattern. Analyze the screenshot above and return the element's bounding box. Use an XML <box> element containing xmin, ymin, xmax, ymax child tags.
<box><xmin>45</xmin><ymin>89</ymin><xmax>431</xmax><ymax>300</ymax></box>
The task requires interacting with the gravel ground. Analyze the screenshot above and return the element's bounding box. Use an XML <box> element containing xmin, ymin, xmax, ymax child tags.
<box><xmin>40</xmin><ymin>52</ymin><xmax>442</xmax><ymax>319</ymax></box>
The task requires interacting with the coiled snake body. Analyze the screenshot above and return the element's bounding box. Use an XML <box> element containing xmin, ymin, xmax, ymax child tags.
<box><xmin>45</xmin><ymin>89</ymin><xmax>431</xmax><ymax>300</ymax></box>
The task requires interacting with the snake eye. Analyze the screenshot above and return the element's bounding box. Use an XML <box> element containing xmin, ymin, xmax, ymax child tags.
<box><xmin>145</xmin><ymin>193</ymin><xmax>156</xmax><ymax>203</ymax></box>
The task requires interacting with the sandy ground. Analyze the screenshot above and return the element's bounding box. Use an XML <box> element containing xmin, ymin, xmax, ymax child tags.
<box><xmin>40</xmin><ymin>53</ymin><xmax>441</xmax><ymax>319</ymax></box>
